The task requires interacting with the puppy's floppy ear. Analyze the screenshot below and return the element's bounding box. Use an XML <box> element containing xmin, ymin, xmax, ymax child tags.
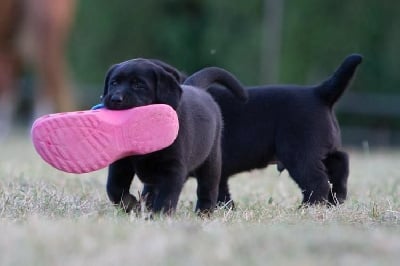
<box><xmin>148</xmin><ymin>59</ymin><xmax>187</xmax><ymax>83</ymax></box>
<box><xmin>153</xmin><ymin>64</ymin><xmax>183</xmax><ymax>109</ymax></box>
<box><xmin>102</xmin><ymin>64</ymin><xmax>119</xmax><ymax>98</ymax></box>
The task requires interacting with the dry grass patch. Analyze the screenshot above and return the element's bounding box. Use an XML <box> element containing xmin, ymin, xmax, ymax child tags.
<box><xmin>1</xmin><ymin>133</ymin><xmax>400</xmax><ymax>265</ymax></box>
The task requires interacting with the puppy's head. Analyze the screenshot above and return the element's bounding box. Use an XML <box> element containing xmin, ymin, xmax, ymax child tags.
<box><xmin>102</xmin><ymin>58</ymin><xmax>182</xmax><ymax>110</ymax></box>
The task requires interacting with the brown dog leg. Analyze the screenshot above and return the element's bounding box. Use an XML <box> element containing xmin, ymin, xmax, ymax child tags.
<box><xmin>0</xmin><ymin>0</ymin><xmax>21</xmax><ymax>136</ymax></box>
<box><xmin>24</xmin><ymin>0</ymin><xmax>76</xmax><ymax>114</ymax></box>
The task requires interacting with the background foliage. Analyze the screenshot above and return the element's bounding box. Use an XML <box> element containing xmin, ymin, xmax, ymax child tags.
<box><xmin>66</xmin><ymin>1</ymin><xmax>400</xmax><ymax>146</ymax></box>
<box><xmin>68</xmin><ymin>0</ymin><xmax>400</xmax><ymax>92</ymax></box>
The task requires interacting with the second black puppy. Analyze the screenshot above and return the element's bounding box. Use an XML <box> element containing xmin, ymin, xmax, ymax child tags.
<box><xmin>209</xmin><ymin>54</ymin><xmax>363</xmax><ymax>206</ymax></box>
<box><xmin>102</xmin><ymin>58</ymin><xmax>247</xmax><ymax>214</ymax></box>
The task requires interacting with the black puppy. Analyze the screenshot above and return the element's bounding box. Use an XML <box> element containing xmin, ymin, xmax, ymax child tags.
<box><xmin>102</xmin><ymin>58</ymin><xmax>247</xmax><ymax>214</ymax></box>
<box><xmin>208</xmin><ymin>54</ymin><xmax>363</xmax><ymax>206</ymax></box>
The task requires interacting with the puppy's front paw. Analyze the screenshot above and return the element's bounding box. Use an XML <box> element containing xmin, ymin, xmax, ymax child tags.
<box><xmin>119</xmin><ymin>193</ymin><xmax>140</xmax><ymax>213</ymax></box>
<box><xmin>197</xmin><ymin>209</ymin><xmax>213</xmax><ymax>219</ymax></box>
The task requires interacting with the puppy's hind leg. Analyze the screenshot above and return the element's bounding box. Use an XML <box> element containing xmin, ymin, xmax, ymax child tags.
<box><xmin>324</xmin><ymin>151</ymin><xmax>349</xmax><ymax>205</ymax></box>
<box><xmin>106</xmin><ymin>157</ymin><xmax>139</xmax><ymax>213</ymax></box>
<box><xmin>195</xmin><ymin>146</ymin><xmax>221</xmax><ymax>215</ymax></box>
<box><xmin>283</xmin><ymin>157</ymin><xmax>331</xmax><ymax>205</ymax></box>
<box><xmin>217</xmin><ymin>175</ymin><xmax>235</xmax><ymax>209</ymax></box>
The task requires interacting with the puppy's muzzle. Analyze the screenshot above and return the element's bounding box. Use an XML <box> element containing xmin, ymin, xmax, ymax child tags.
<box><xmin>105</xmin><ymin>93</ymin><xmax>127</xmax><ymax>110</ymax></box>
<box><xmin>111</xmin><ymin>94</ymin><xmax>123</xmax><ymax>104</ymax></box>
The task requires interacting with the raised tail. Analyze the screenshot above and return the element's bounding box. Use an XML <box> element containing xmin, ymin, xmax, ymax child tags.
<box><xmin>315</xmin><ymin>54</ymin><xmax>363</xmax><ymax>106</ymax></box>
<box><xmin>183</xmin><ymin>67</ymin><xmax>248</xmax><ymax>102</ymax></box>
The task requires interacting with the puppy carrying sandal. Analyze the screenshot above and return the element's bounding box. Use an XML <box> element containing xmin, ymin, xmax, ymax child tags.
<box><xmin>31</xmin><ymin>104</ymin><xmax>179</xmax><ymax>173</ymax></box>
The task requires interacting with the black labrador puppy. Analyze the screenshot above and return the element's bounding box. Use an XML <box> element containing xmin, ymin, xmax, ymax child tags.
<box><xmin>102</xmin><ymin>58</ymin><xmax>247</xmax><ymax>214</ymax></box>
<box><xmin>208</xmin><ymin>54</ymin><xmax>363</xmax><ymax>206</ymax></box>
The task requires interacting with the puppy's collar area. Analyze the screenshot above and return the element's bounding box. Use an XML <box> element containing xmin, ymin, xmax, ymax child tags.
<box><xmin>91</xmin><ymin>103</ymin><xmax>105</xmax><ymax>110</ymax></box>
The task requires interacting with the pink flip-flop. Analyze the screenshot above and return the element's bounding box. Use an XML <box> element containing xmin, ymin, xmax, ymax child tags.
<box><xmin>31</xmin><ymin>104</ymin><xmax>179</xmax><ymax>173</ymax></box>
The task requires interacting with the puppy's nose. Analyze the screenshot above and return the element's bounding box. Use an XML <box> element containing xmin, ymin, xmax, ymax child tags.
<box><xmin>111</xmin><ymin>94</ymin><xmax>123</xmax><ymax>103</ymax></box>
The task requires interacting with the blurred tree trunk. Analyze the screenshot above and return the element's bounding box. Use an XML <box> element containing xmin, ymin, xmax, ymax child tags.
<box><xmin>260</xmin><ymin>0</ymin><xmax>284</xmax><ymax>84</ymax></box>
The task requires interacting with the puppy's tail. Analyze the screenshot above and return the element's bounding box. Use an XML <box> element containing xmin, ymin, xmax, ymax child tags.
<box><xmin>183</xmin><ymin>67</ymin><xmax>248</xmax><ymax>102</ymax></box>
<box><xmin>315</xmin><ymin>54</ymin><xmax>362</xmax><ymax>106</ymax></box>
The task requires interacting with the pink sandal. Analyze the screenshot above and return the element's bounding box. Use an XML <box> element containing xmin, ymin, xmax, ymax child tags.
<box><xmin>31</xmin><ymin>104</ymin><xmax>179</xmax><ymax>173</ymax></box>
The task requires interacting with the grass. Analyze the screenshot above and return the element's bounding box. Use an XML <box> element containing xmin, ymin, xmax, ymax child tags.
<box><xmin>1</xmin><ymin>132</ymin><xmax>400</xmax><ymax>266</ymax></box>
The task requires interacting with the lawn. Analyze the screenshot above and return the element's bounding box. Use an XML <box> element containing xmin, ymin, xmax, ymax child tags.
<box><xmin>1</xmin><ymin>132</ymin><xmax>399</xmax><ymax>266</ymax></box>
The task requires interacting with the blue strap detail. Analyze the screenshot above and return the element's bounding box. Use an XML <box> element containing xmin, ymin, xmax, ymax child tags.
<box><xmin>91</xmin><ymin>103</ymin><xmax>105</xmax><ymax>110</ymax></box>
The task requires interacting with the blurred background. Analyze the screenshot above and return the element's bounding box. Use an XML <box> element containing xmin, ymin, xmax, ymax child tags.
<box><xmin>1</xmin><ymin>0</ymin><xmax>400</xmax><ymax>147</ymax></box>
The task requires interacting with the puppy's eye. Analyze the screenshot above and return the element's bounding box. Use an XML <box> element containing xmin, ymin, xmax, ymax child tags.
<box><xmin>131</xmin><ymin>79</ymin><xmax>145</xmax><ymax>89</ymax></box>
<box><xmin>110</xmin><ymin>80</ymin><xmax>118</xmax><ymax>86</ymax></box>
